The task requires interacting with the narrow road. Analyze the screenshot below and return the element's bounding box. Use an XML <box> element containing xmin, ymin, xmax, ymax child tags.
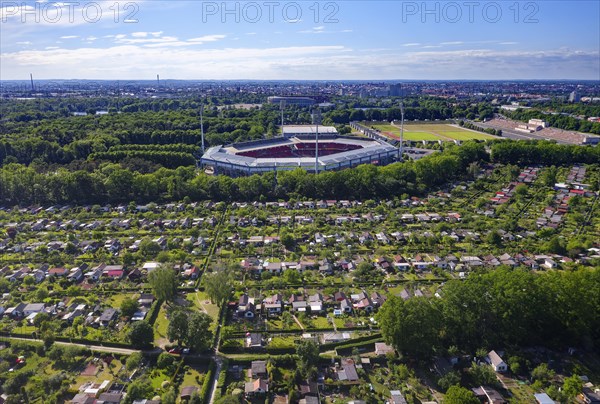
<box><xmin>5</xmin><ymin>336</ymin><xmax>161</xmax><ymax>356</ymax></box>
<box><xmin>208</xmin><ymin>355</ymin><xmax>223</xmax><ymax>404</ymax></box>
<box><xmin>327</xmin><ymin>314</ymin><xmax>338</xmax><ymax>332</ymax></box>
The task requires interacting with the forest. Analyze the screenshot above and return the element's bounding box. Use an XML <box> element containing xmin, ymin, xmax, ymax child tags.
<box><xmin>0</xmin><ymin>140</ymin><xmax>598</xmax><ymax>205</ymax></box>
<box><xmin>378</xmin><ymin>267</ymin><xmax>600</xmax><ymax>357</ymax></box>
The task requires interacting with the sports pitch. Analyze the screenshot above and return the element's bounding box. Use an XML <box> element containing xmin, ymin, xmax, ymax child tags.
<box><xmin>364</xmin><ymin>123</ymin><xmax>498</xmax><ymax>141</ymax></box>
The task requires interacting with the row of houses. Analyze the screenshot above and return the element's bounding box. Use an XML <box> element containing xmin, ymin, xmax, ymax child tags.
<box><xmin>237</xmin><ymin>249</ymin><xmax>598</xmax><ymax>282</ymax></box>
<box><xmin>537</xmin><ymin>166</ymin><xmax>596</xmax><ymax>229</ymax></box>
<box><xmin>490</xmin><ymin>166</ymin><xmax>539</xmax><ymax>205</ymax></box>
<box><xmin>1</xmin><ymin>262</ymin><xmax>200</xmax><ymax>286</ymax></box>
<box><xmin>236</xmin><ymin>289</ymin><xmax>387</xmax><ymax>318</ymax></box>
<box><xmin>1</xmin><ymin>293</ymin><xmax>155</xmax><ymax>326</ymax></box>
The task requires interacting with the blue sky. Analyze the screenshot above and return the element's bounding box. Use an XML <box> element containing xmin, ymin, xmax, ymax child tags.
<box><xmin>1</xmin><ymin>1</ymin><xmax>599</xmax><ymax>80</ymax></box>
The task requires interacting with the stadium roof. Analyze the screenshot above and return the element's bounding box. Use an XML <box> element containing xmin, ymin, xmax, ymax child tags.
<box><xmin>200</xmin><ymin>135</ymin><xmax>398</xmax><ymax>174</ymax></box>
<box><xmin>282</xmin><ymin>125</ymin><xmax>338</xmax><ymax>136</ymax></box>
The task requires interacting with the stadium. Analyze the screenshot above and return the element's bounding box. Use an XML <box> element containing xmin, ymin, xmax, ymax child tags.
<box><xmin>199</xmin><ymin>126</ymin><xmax>399</xmax><ymax>176</ymax></box>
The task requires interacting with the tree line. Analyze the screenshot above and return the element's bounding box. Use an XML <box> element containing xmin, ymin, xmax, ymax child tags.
<box><xmin>459</xmin><ymin>120</ymin><xmax>502</xmax><ymax>136</ymax></box>
<box><xmin>377</xmin><ymin>267</ymin><xmax>600</xmax><ymax>358</ymax></box>
<box><xmin>0</xmin><ymin>140</ymin><xmax>598</xmax><ymax>205</ymax></box>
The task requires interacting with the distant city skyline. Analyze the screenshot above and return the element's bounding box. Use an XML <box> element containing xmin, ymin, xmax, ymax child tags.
<box><xmin>1</xmin><ymin>1</ymin><xmax>599</xmax><ymax>80</ymax></box>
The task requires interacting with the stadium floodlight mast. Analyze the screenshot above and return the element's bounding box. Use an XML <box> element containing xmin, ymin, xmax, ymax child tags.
<box><xmin>280</xmin><ymin>99</ymin><xmax>286</xmax><ymax>137</ymax></box>
<box><xmin>312</xmin><ymin>107</ymin><xmax>322</xmax><ymax>174</ymax></box>
<box><xmin>399</xmin><ymin>101</ymin><xmax>405</xmax><ymax>160</ymax></box>
<box><xmin>200</xmin><ymin>100</ymin><xmax>205</xmax><ymax>154</ymax></box>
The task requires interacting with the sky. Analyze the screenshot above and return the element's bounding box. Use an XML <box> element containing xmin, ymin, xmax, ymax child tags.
<box><xmin>1</xmin><ymin>0</ymin><xmax>599</xmax><ymax>80</ymax></box>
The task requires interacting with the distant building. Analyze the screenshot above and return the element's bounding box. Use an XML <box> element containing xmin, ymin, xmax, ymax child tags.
<box><xmin>486</xmin><ymin>350</ymin><xmax>508</xmax><ymax>372</ymax></box>
<box><xmin>528</xmin><ymin>119</ymin><xmax>547</xmax><ymax>128</ymax></box>
<box><xmin>569</xmin><ymin>90</ymin><xmax>581</xmax><ymax>103</ymax></box>
<box><xmin>268</xmin><ymin>96</ymin><xmax>315</xmax><ymax>106</ymax></box>
<box><xmin>388</xmin><ymin>83</ymin><xmax>404</xmax><ymax>97</ymax></box>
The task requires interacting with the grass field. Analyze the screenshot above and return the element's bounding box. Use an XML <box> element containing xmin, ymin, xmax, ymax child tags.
<box><xmin>363</xmin><ymin>122</ymin><xmax>497</xmax><ymax>141</ymax></box>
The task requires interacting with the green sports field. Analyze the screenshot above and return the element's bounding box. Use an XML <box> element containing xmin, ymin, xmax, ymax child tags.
<box><xmin>363</xmin><ymin>122</ymin><xmax>498</xmax><ymax>141</ymax></box>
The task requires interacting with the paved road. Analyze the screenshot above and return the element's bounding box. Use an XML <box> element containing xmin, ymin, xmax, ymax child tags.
<box><xmin>208</xmin><ymin>354</ymin><xmax>223</xmax><ymax>404</ymax></box>
<box><xmin>5</xmin><ymin>336</ymin><xmax>162</xmax><ymax>356</ymax></box>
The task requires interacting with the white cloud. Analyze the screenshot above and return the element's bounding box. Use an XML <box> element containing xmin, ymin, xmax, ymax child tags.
<box><xmin>298</xmin><ymin>27</ymin><xmax>353</xmax><ymax>34</ymax></box>
<box><xmin>60</xmin><ymin>35</ymin><xmax>78</xmax><ymax>39</ymax></box>
<box><xmin>188</xmin><ymin>34</ymin><xmax>226</xmax><ymax>43</ymax></box>
<box><xmin>440</xmin><ymin>41</ymin><xmax>463</xmax><ymax>45</ymax></box>
<box><xmin>131</xmin><ymin>32</ymin><xmax>148</xmax><ymax>38</ymax></box>
<box><xmin>402</xmin><ymin>43</ymin><xmax>421</xmax><ymax>47</ymax></box>
<box><xmin>1</xmin><ymin>45</ymin><xmax>597</xmax><ymax>80</ymax></box>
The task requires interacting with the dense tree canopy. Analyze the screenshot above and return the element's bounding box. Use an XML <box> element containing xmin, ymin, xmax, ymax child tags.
<box><xmin>148</xmin><ymin>267</ymin><xmax>178</xmax><ymax>303</ymax></box>
<box><xmin>377</xmin><ymin>268</ymin><xmax>600</xmax><ymax>357</ymax></box>
<box><xmin>167</xmin><ymin>309</ymin><xmax>213</xmax><ymax>352</ymax></box>
<box><xmin>127</xmin><ymin>321</ymin><xmax>154</xmax><ymax>348</ymax></box>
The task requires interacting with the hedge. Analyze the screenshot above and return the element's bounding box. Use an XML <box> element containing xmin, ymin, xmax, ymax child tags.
<box><xmin>198</xmin><ymin>359</ymin><xmax>217</xmax><ymax>404</ymax></box>
<box><xmin>320</xmin><ymin>333</ymin><xmax>382</xmax><ymax>351</ymax></box>
<box><xmin>214</xmin><ymin>358</ymin><xmax>229</xmax><ymax>401</ymax></box>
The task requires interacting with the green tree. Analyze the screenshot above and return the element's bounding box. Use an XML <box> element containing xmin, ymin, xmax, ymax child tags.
<box><xmin>377</xmin><ymin>296</ymin><xmax>442</xmax><ymax>358</ymax></box>
<box><xmin>187</xmin><ymin>311</ymin><xmax>214</xmax><ymax>352</ymax></box>
<box><xmin>562</xmin><ymin>374</ymin><xmax>583</xmax><ymax>399</ymax></box>
<box><xmin>486</xmin><ymin>230</ymin><xmax>502</xmax><ymax>247</ymax></box>
<box><xmin>139</xmin><ymin>238</ymin><xmax>161</xmax><ymax>258</ymax></box>
<box><xmin>214</xmin><ymin>395</ymin><xmax>241</xmax><ymax>404</ymax></box>
<box><xmin>203</xmin><ymin>269</ymin><xmax>232</xmax><ymax>307</ymax></box>
<box><xmin>120</xmin><ymin>297</ymin><xmax>140</xmax><ymax>318</ymax></box>
<box><xmin>33</xmin><ymin>312</ymin><xmax>50</xmax><ymax>329</ymax></box>
<box><xmin>280</xmin><ymin>231</ymin><xmax>296</xmax><ymax>251</ymax></box>
<box><xmin>127</xmin><ymin>321</ymin><xmax>154</xmax><ymax>348</ymax></box>
<box><xmin>469</xmin><ymin>363</ymin><xmax>497</xmax><ymax>386</ymax></box>
<box><xmin>531</xmin><ymin>363</ymin><xmax>555</xmax><ymax>385</ymax></box>
<box><xmin>157</xmin><ymin>352</ymin><xmax>175</xmax><ymax>369</ymax></box>
<box><xmin>167</xmin><ymin>309</ymin><xmax>213</xmax><ymax>352</ymax></box>
<box><xmin>281</xmin><ymin>311</ymin><xmax>294</xmax><ymax>329</ymax></box>
<box><xmin>148</xmin><ymin>266</ymin><xmax>177</xmax><ymax>303</ymax></box>
<box><xmin>167</xmin><ymin>309</ymin><xmax>189</xmax><ymax>346</ymax></box>
<box><xmin>161</xmin><ymin>387</ymin><xmax>177</xmax><ymax>404</ymax></box>
<box><xmin>444</xmin><ymin>385</ymin><xmax>479</xmax><ymax>404</ymax></box>
<box><xmin>282</xmin><ymin>269</ymin><xmax>301</xmax><ymax>284</ymax></box>
<box><xmin>125</xmin><ymin>352</ymin><xmax>143</xmax><ymax>371</ymax></box>
<box><xmin>438</xmin><ymin>371</ymin><xmax>461</xmax><ymax>392</ymax></box>
<box><xmin>124</xmin><ymin>378</ymin><xmax>152</xmax><ymax>404</ymax></box>
<box><xmin>296</xmin><ymin>340</ymin><xmax>319</xmax><ymax>377</ymax></box>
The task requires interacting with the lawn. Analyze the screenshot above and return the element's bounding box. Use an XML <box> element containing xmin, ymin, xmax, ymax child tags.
<box><xmin>106</xmin><ymin>293</ymin><xmax>135</xmax><ymax>308</ymax></box>
<box><xmin>180</xmin><ymin>365</ymin><xmax>206</xmax><ymax>387</ymax></box>
<box><xmin>442</xmin><ymin>131</ymin><xmax>496</xmax><ymax>140</ymax></box>
<box><xmin>154</xmin><ymin>306</ymin><xmax>169</xmax><ymax>342</ymax></box>
<box><xmin>71</xmin><ymin>355</ymin><xmax>123</xmax><ymax>386</ymax></box>
<box><xmin>268</xmin><ymin>336</ymin><xmax>297</xmax><ymax>349</ymax></box>
<box><xmin>311</xmin><ymin>316</ymin><xmax>334</xmax><ymax>329</ymax></box>
<box><xmin>187</xmin><ymin>291</ymin><xmax>220</xmax><ymax>323</ymax></box>
<box><xmin>366</xmin><ymin>122</ymin><xmax>497</xmax><ymax>141</ymax></box>
<box><xmin>150</xmin><ymin>370</ymin><xmax>171</xmax><ymax>390</ymax></box>
<box><xmin>266</xmin><ymin>318</ymin><xmax>301</xmax><ymax>331</ymax></box>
